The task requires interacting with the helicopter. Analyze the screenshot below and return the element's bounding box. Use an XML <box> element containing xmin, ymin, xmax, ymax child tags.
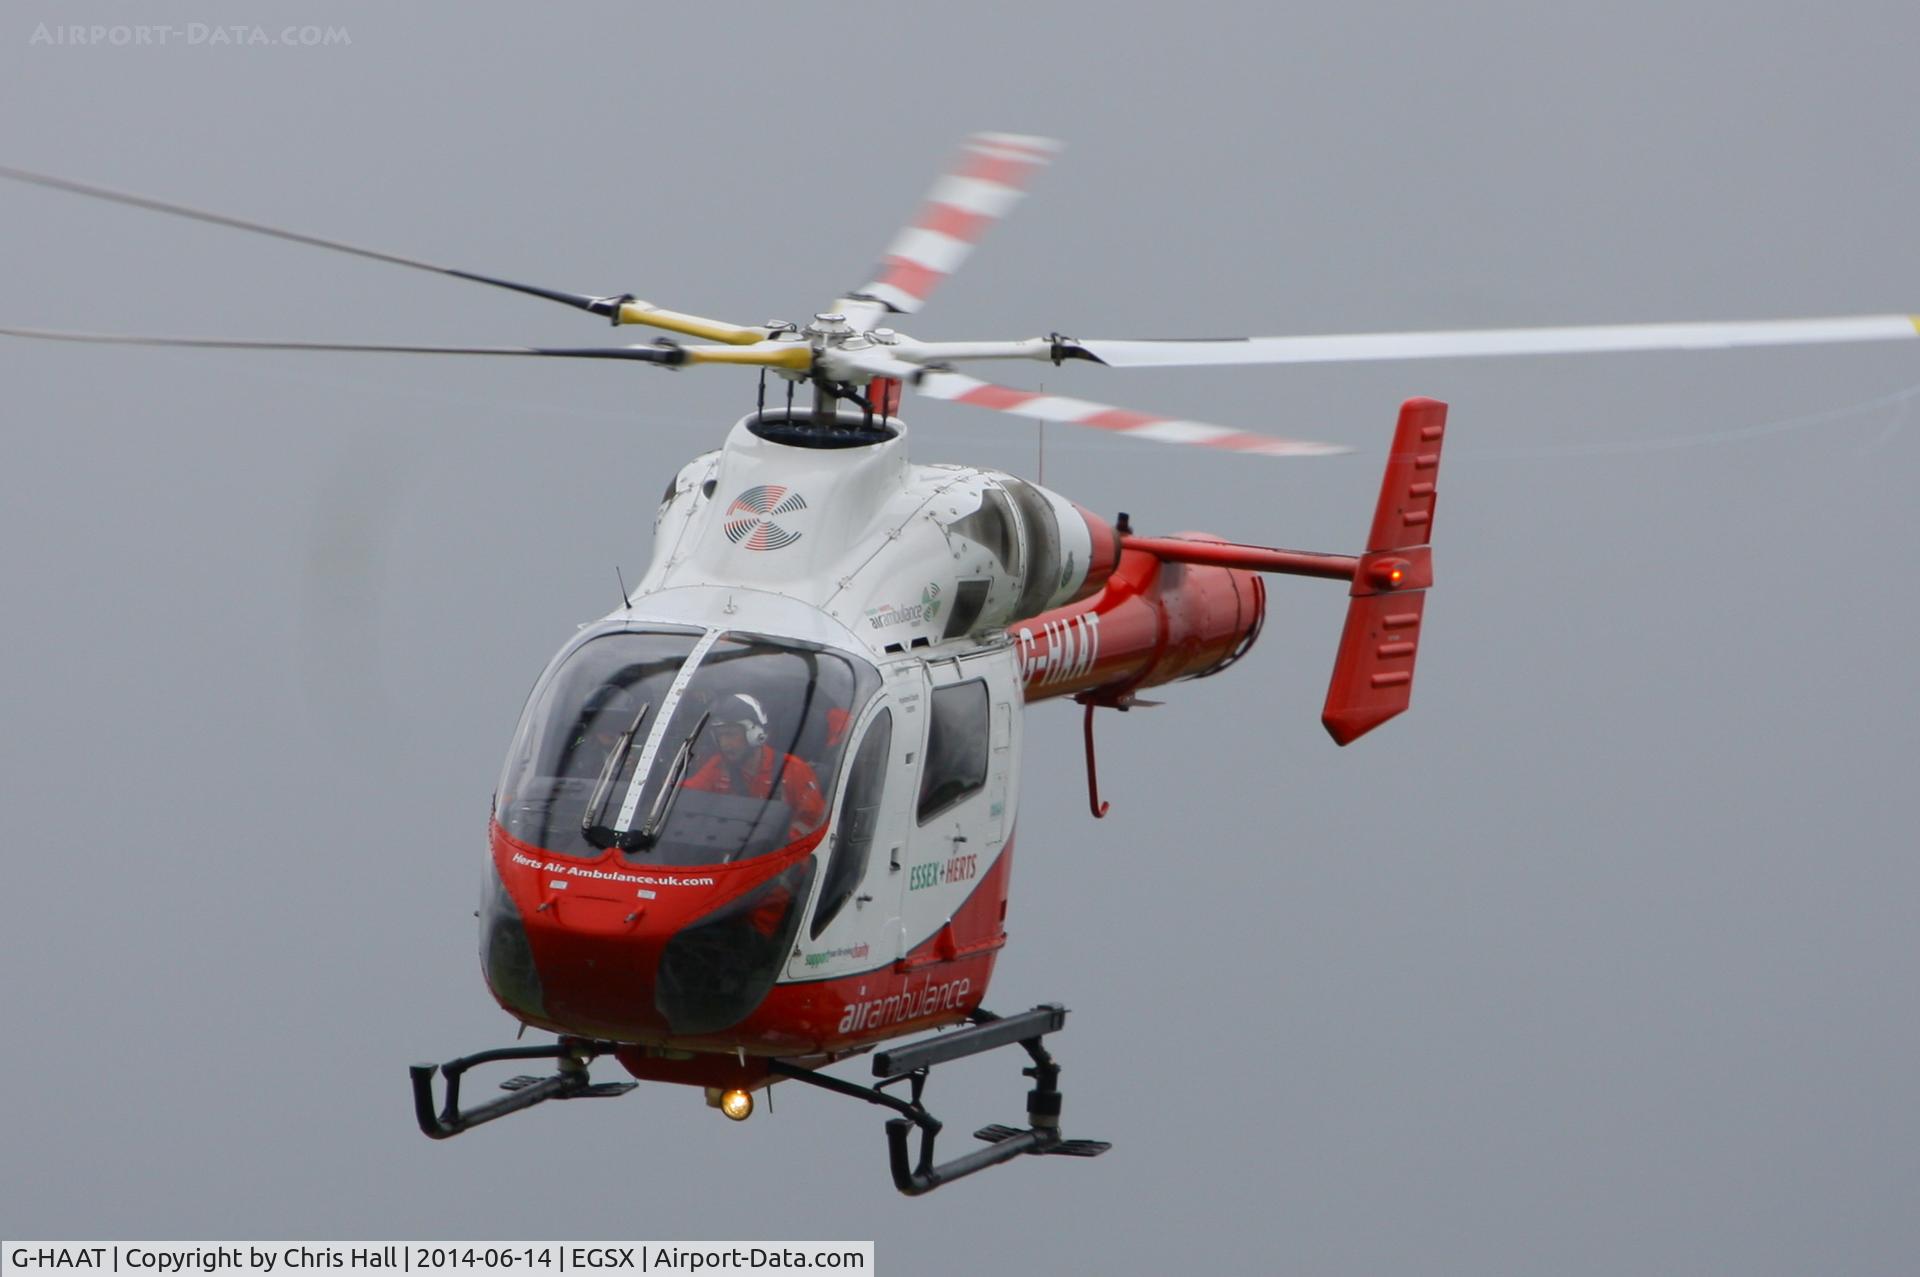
<box><xmin>4</xmin><ymin>134</ymin><xmax>1915</xmax><ymax>1196</ymax></box>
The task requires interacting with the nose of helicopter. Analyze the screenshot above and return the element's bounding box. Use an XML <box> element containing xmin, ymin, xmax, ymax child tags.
<box><xmin>480</xmin><ymin>822</ymin><xmax>818</xmax><ymax>1042</ymax></box>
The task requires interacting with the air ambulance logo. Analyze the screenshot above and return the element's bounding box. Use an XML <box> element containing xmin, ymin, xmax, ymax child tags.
<box><xmin>722</xmin><ymin>484</ymin><xmax>809</xmax><ymax>551</ymax></box>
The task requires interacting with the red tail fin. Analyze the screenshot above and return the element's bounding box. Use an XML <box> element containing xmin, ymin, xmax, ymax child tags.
<box><xmin>1321</xmin><ymin>398</ymin><xmax>1447</xmax><ymax>745</ymax></box>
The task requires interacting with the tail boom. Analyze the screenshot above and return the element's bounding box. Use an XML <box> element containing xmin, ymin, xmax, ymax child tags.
<box><xmin>1019</xmin><ymin>397</ymin><xmax>1447</xmax><ymax>742</ymax></box>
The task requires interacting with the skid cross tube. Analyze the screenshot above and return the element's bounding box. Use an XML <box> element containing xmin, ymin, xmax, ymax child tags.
<box><xmin>410</xmin><ymin>1038</ymin><xmax>629</xmax><ymax>1140</ymax></box>
<box><xmin>770</xmin><ymin>1004</ymin><xmax>1105</xmax><ymax>1195</ymax></box>
<box><xmin>873</xmin><ymin>1004</ymin><xmax>1068</xmax><ymax>1075</ymax></box>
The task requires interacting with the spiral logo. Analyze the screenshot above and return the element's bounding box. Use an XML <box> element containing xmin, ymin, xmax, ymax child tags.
<box><xmin>723</xmin><ymin>484</ymin><xmax>809</xmax><ymax>551</ymax></box>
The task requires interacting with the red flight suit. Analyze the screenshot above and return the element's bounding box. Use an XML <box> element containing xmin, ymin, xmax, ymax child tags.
<box><xmin>684</xmin><ymin>744</ymin><xmax>827</xmax><ymax>836</ymax></box>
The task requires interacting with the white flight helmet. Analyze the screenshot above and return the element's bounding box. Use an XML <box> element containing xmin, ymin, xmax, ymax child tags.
<box><xmin>713</xmin><ymin>692</ymin><xmax>768</xmax><ymax>748</ymax></box>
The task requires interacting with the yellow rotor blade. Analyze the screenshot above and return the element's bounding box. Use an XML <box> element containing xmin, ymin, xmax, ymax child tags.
<box><xmin>681</xmin><ymin>343</ymin><xmax>812</xmax><ymax>369</ymax></box>
<box><xmin>616</xmin><ymin>300</ymin><xmax>768</xmax><ymax>345</ymax></box>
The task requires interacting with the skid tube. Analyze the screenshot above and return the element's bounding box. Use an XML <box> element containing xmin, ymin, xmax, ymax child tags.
<box><xmin>410</xmin><ymin>1037</ymin><xmax>635</xmax><ymax>1139</ymax></box>
<box><xmin>769</xmin><ymin>1004</ymin><xmax>1109</xmax><ymax>1196</ymax></box>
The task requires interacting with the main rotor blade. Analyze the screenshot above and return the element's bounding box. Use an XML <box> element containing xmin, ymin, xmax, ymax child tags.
<box><xmin>841</xmin><ymin>133</ymin><xmax>1062</xmax><ymax>322</ymax></box>
<box><xmin>0</xmin><ymin>325</ymin><xmax>686</xmax><ymax>363</ymax></box>
<box><xmin>0</xmin><ymin>163</ymin><xmax>642</xmax><ymax>321</ymax></box>
<box><xmin>835</xmin><ymin>349</ymin><xmax>1346</xmax><ymax>457</ymax></box>
<box><xmin>1067</xmin><ymin>314</ymin><xmax>1920</xmax><ymax>368</ymax></box>
<box><xmin>0</xmin><ymin>164</ymin><xmax>770</xmax><ymax>344</ymax></box>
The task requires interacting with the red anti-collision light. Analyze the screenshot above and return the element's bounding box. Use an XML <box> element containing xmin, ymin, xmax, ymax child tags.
<box><xmin>1368</xmin><ymin>558</ymin><xmax>1411</xmax><ymax>589</ymax></box>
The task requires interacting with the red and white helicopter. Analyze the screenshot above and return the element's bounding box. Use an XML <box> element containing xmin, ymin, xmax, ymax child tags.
<box><xmin>5</xmin><ymin>135</ymin><xmax>1915</xmax><ymax>1195</ymax></box>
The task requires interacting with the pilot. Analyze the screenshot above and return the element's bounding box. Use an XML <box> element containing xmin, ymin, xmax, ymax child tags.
<box><xmin>684</xmin><ymin>692</ymin><xmax>827</xmax><ymax>836</ymax></box>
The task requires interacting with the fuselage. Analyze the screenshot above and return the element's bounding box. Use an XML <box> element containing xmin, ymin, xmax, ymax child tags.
<box><xmin>480</xmin><ymin>407</ymin><xmax>1263</xmax><ymax>1089</ymax></box>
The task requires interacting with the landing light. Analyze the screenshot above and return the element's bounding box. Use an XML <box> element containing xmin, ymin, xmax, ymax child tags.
<box><xmin>720</xmin><ymin>1088</ymin><xmax>754</xmax><ymax>1121</ymax></box>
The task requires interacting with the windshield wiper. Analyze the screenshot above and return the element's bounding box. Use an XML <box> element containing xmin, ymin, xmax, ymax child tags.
<box><xmin>632</xmin><ymin>709</ymin><xmax>710</xmax><ymax>849</ymax></box>
<box><xmin>580</xmin><ymin>700</ymin><xmax>652</xmax><ymax>849</ymax></box>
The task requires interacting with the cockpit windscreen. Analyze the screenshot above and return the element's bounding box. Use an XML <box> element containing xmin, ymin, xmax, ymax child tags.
<box><xmin>496</xmin><ymin>628</ymin><xmax>877</xmax><ymax>866</ymax></box>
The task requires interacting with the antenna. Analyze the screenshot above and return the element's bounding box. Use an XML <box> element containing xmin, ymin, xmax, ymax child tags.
<box><xmin>1036</xmin><ymin>383</ymin><xmax>1046</xmax><ymax>485</ymax></box>
<box><xmin>615</xmin><ymin>566</ymin><xmax>631</xmax><ymax>609</ymax></box>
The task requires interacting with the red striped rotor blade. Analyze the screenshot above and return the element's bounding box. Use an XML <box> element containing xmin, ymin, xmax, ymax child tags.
<box><xmin>851</xmin><ymin>133</ymin><xmax>1062</xmax><ymax>317</ymax></box>
<box><xmin>843</xmin><ymin>350</ymin><xmax>1348</xmax><ymax>458</ymax></box>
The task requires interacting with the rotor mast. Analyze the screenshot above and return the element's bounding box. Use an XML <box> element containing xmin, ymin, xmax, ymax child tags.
<box><xmin>807</xmin><ymin>312</ymin><xmax>854</xmax><ymax>425</ymax></box>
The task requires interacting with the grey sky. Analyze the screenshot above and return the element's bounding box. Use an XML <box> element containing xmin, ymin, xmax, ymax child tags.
<box><xmin>2</xmin><ymin>2</ymin><xmax>1916</xmax><ymax>1273</ymax></box>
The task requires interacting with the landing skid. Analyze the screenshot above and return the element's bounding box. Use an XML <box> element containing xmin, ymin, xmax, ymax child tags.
<box><xmin>410</xmin><ymin>1038</ymin><xmax>634</xmax><ymax>1140</ymax></box>
<box><xmin>771</xmin><ymin>1003</ymin><xmax>1110</xmax><ymax>1196</ymax></box>
<box><xmin>409</xmin><ymin>1007</ymin><xmax>1107</xmax><ymax>1196</ymax></box>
